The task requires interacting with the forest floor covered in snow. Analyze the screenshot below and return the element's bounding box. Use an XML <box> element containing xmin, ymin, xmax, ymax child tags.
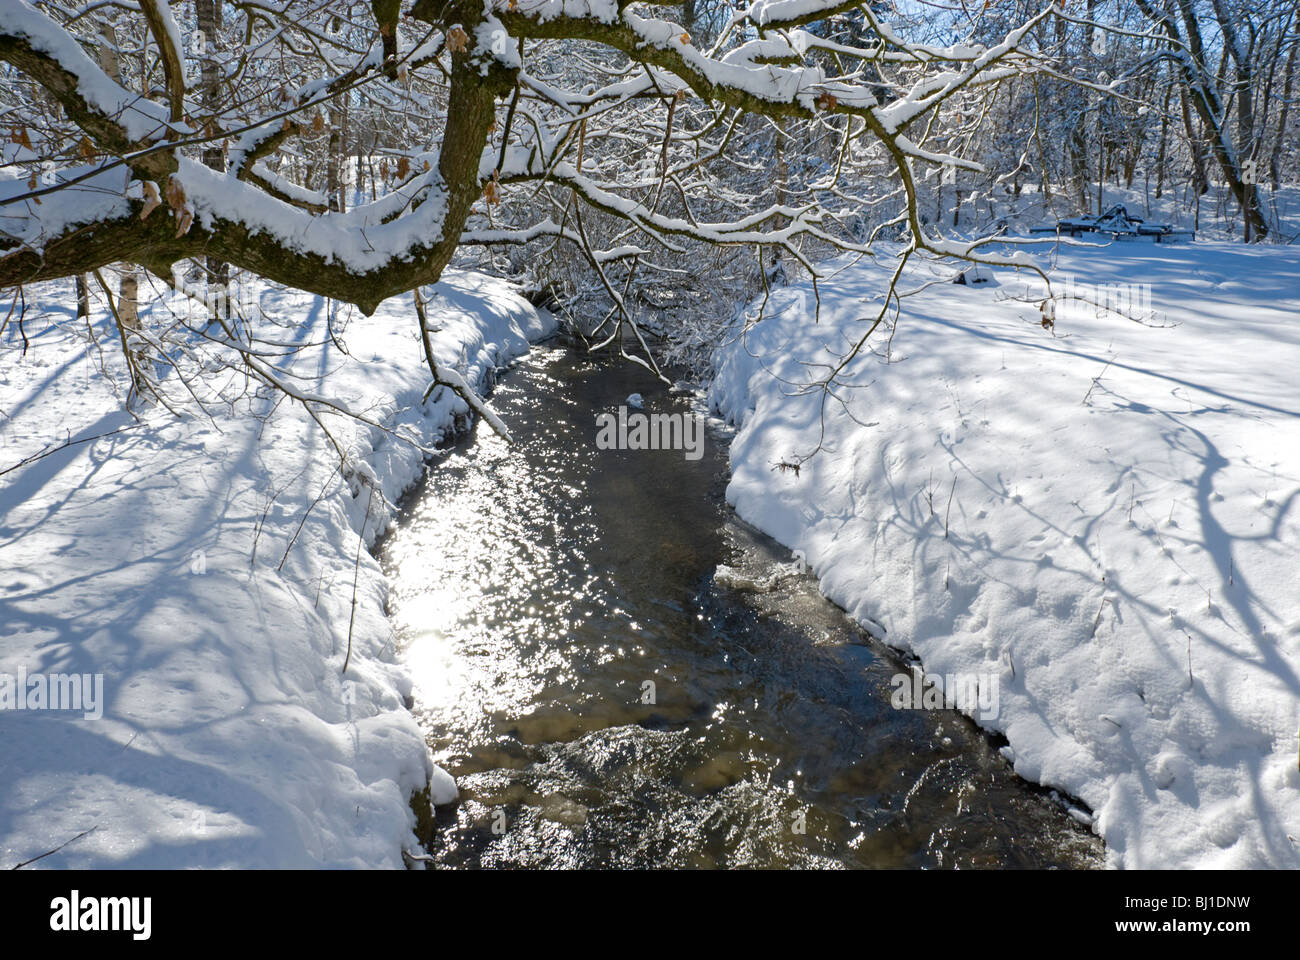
<box><xmin>3</xmin><ymin>220</ymin><xmax>1297</xmax><ymax>872</ymax></box>
<box><xmin>0</xmin><ymin>274</ymin><xmax>552</xmax><ymax>868</ymax></box>
<box><xmin>710</xmin><ymin>238</ymin><xmax>1300</xmax><ymax>868</ymax></box>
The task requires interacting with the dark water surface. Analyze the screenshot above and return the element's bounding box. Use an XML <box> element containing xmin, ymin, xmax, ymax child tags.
<box><xmin>379</xmin><ymin>343</ymin><xmax>1103</xmax><ymax>868</ymax></box>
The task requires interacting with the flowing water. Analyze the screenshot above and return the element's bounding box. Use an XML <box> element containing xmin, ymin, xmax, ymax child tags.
<box><xmin>380</xmin><ymin>342</ymin><xmax>1103</xmax><ymax>869</ymax></box>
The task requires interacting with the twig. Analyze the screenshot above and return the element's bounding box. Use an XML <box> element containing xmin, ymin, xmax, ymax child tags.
<box><xmin>92</xmin><ymin>269</ymin><xmax>148</xmax><ymax>403</ymax></box>
<box><xmin>0</xmin><ymin>424</ymin><xmax>141</xmax><ymax>479</ymax></box>
<box><xmin>11</xmin><ymin>826</ymin><xmax>97</xmax><ymax>869</ymax></box>
<box><xmin>1091</xmin><ymin>596</ymin><xmax>1110</xmax><ymax>636</ymax></box>
<box><xmin>944</xmin><ymin>477</ymin><xmax>956</xmax><ymax>539</ymax></box>
<box><xmin>1082</xmin><ymin>355</ymin><xmax>1116</xmax><ymax>404</ymax></box>
<box><xmin>415</xmin><ymin>285</ymin><xmax>509</xmax><ymax>439</ymax></box>
<box><xmin>342</xmin><ymin>480</ymin><xmax>375</xmax><ymax>675</ymax></box>
<box><xmin>279</xmin><ymin>464</ymin><xmax>342</xmax><ymax>571</ymax></box>
<box><xmin>250</xmin><ymin>486</ymin><xmax>280</xmax><ymax>567</ymax></box>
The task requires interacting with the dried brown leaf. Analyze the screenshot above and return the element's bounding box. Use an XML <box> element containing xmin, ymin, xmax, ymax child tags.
<box><xmin>140</xmin><ymin>180</ymin><xmax>161</xmax><ymax>220</ymax></box>
<box><xmin>165</xmin><ymin>176</ymin><xmax>186</xmax><ymax>212</ymax></box>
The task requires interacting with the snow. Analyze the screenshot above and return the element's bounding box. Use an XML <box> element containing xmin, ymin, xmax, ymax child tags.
<box><xmin>493</xmin><ymin>0</ymin><xmax>621</xmax><ymax>26</ymax></box>
<box><xmin>709</xmin><ymin>240</ymin><xmax>1300</xmax><ymax>869</ymax></box>
<box><xmin>0</xmin><ymin>272</ymin><xmax>554</xmax><ymax>868</ymax></box>
<box><xmin>248</xmin><ymin>163</ymin><xmax>331</xmax><ymax>208</ymax></box>
<box><xmin>151</xmin><ymin>0</ymin><xmax>185</xmax><ymax>72</ymax></box>
<box><xmin>0</xmin><ymin>0</ymin><xmax>176</xmax><ymax>143</ymax></box>
<box><xmin>1</xmin><ymin>169</ymin><xmax>136</xmax><ymax>258</ymax></box>
<box><xmin>624</xmin><ymin>12</ymin><xmax>823</xmax><ymax>107</ymax></box>
<box><xmin>746</xmin><ymin>0</ymin><xmax>846</xmax><ymax>26</ymax></box>
<box><xmin>179</xmin><ymin>158</ymin><xmax>450</xmax><ymax>274</ymax></box>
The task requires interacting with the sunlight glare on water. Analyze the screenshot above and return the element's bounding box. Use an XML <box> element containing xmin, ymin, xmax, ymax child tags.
<box><xmin>380</xmin><ymin>345</ymin><xmax>1103</xmax><ymax>869</ymax></box>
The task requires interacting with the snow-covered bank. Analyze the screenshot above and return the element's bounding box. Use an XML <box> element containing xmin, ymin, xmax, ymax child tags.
<box><xmin>0</xmin><ymin>274</ymin><xmax>553</xmax><ymax>868</ymax></box>
<box><xmin>710</xmin><ymin>242</ymin><xmax>1300</xmax><ymax>869</ymax></box>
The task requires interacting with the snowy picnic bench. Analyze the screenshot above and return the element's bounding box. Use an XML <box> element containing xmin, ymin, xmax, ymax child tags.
<box><xmin>1030</xmin><ymin>204</ymin><xmax>1194</xmax><ymax>243</ymax></box>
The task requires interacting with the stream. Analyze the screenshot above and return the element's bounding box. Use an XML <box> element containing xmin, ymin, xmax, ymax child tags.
<box><xmin>379</xmin><ymin>342</ymin><xmax>1103</xmax><ymax>869</ymax></box>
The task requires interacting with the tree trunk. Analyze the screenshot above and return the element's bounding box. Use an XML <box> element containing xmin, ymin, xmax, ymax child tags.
<box><xmin>328</xmin><ymin>110</ymin><xmax>342</xmax><ymax>213</ymax></box>
<box><xmin>97</xmin><ymin>22</ymin><xmax>144</xmax><ymax>342</ymax></box>
<box><xmin>1180</xmin><ymin>90</ymin><xmax>1208</xmax><ymax>198</ymax></box>
<box><xmin>1154</xmin><ymin>80</ymin><xmax>1172</xmax><ymax>198</ymax></box>
<box><xmin>772</xmin><ymin>119</ymin><xmax>788</xmax><ymax>278</ymax></box>
<box><xmin>197</xmin><ymin>0</ymin><xmax>229</xmax><ymax>316</ymax></box>
<box><xmin>372</xmin><ymin>0</ymin><xmax>401</xmax><ymax>80</ymax></box>
<box><xmin>1270</xmin><ymin>36</ymin><xmax>1298</xmax><ymax>190</ymax></box>
<box><xmin>1170</xmin><ymin>0</ymin><xmax>1268</xmax><ymax>239</ymax></box>
<box><xmin>1067</xmin><ymin>120</ymin><xmax>1089</xmax><ymax>212</ymax></box>
<box><xmin>76</xmin><ymin>275</ymin><xmax>89</xmax><ymax>319</ymax></box>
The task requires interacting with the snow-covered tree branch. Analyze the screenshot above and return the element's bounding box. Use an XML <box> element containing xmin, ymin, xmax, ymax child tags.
<box><xmin>1</xmin><ymin>0</ymin><xmax>1054</xmax><ymax>313</ymax></box>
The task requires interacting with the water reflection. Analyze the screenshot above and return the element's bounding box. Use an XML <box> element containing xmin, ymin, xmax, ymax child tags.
<box><xmin>380</xmin><ymin>345</ymin><xmax>1102</xmax><ymax>869</ymax></box>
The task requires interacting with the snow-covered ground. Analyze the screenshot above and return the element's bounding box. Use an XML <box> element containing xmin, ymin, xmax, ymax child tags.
<box><xmin>711</xmin><ymin>239</ymin><xmax>1300</xmax><ymax>869</ymax></box>
<box><xmin>4</xmin><ymin>225</ymin><xmax>1296</xmax><ymax>871</ymax></box>
<box><xmin>0</xmin><ymin>274</ymin><xmax>552</xmax><ymax>868</ymax></box>
<box><xmin>944</xmin><ymin>181</ymin><xmax>1300</xmax><ymax>245</ymax></box>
